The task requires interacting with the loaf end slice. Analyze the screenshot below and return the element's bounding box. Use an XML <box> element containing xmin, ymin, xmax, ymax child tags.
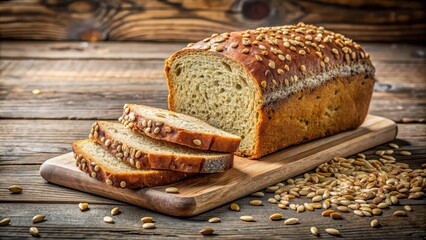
<box><xmin>118</xmin><ymin>104</ymin><xmax>241</xmax><ymax>153</ymax></box>
<box><xmin>72</xmin><ymin>139</ymin><xmax>193</xmax><ymax>189</ymax></box>
<box><xmin>89</xmin><ymin>121</ymin><xmax>233</xmax><ymax>173</ymax></box>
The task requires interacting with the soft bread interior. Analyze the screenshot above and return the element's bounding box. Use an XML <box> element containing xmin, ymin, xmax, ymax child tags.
<box><xmin>168</xmin><ymin>52</ymin><xmax>260</xmax><ymax>155</ymax></box>
<box><xmin>99</xmin><ymin>121</ymin><xmax>229</xmax><ymax>157</ymax></box>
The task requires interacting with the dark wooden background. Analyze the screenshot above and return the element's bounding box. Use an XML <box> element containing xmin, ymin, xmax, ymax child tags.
<box><xmin>0</xmin><ymin>0</ymin><xmax>425</xmax><ymax>239</ymax></box>
<box><xmin>0</xmin><ymin>0</ymin><xmax>425</xmax><ymax>42</ymax></box>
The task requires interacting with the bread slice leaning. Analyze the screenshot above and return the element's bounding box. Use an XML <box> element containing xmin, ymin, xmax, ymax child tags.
<box><xmin>118</xmin><ymin>104</ymin><xmax>241</xmax><ymax>153</ymax></box>
<box><xmin>73</xmin><ymin>139</ymin><xmax>193</xmax><ymax>189</ymax></box>
<box><xmin>90</xmin><ymin>121</ymin><xmax>234</xmax><ymax>173</ymax></box>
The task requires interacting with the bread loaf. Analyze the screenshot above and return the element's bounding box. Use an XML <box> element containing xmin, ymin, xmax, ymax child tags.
<box><xmin>165</xmin><ymin>23</ymin><xmax>375</xmax><ymax>159</ymax></box>
<box><xmin>90</xmin><ymin>121</ymin><xmax>233</xmax><ymax>173</ymax></box>
<box><xmin>73</xmin><ymin>139</ymin><xmax>193</xmax><ymax>188</ymax></box>
<box><xmin>119</xmin><ymin>104</ymin><xmax>241</xmax><ymax>153</ymax></box>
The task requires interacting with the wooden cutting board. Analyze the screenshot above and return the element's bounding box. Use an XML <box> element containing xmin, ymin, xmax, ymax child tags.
<box><xmin>40</xmin><ymin>115</ymin><xmax>396</xmax><ymax>217</ymax></box>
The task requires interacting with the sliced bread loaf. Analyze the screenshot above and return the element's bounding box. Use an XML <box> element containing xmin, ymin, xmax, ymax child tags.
<box><xmin>118</xmin><ymin>104</ymin><xmax>241</xmax><ymax>153</ymax></box>
<box><xmin>73</xmin><ymin>139</ymin><xmax>193</xmax><ymax>189</ymax></box>
<box><xmin>89</xmin><ymin>121</ymin><xmax>233</xmax><ymax>173</ymax></box>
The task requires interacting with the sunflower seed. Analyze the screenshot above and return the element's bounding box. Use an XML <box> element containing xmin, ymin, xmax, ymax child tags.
<box><xmin>0</xmin><ymin>218</ymin><xmax>11</xmax><ymax>226</ymax></box>
<box><xmin>8</xmin><ymin>185</ymin><xmax>23</xmax><ymax>193</ymax></box>
<box><xmin>79</xmin><ymin>202</ymin><xmax>89</xmax><ymax>211</ymax></box>
<box><xmin>371</xmin><ymin>219</ymin><xmax>379</xmax><ymax>228</ymax></box>
<box><xmin>29</xmin><ymin>227</ymin><xmax>39</xmax><ymax>237</ymax></box>
<box><xmin>230</xmin><ymin>203</ymin><xmax>240</xmax><ymax>211</ymax></box>
<box><xmin>284</xmin><ymin>218</ymin><xmax>298</xmax><ymax>225</ymax></box>
<box><xmin>200</xmin><ymin>227</ymin><xmax>214</xmax><ymax>235</ymax></box>
<box><xmin>104</xmin><ymin>216</ymin><xmax>114</xmax><ymax>223</ymax></box>
<box><xmin>165</xmin><ymin>187</ymin><xmax>179</xmax><ymax>193</ymax></box>
<box><xmin>141</xmin><ymin>217</ymin><xmax>153</xmax><ymax>223</ymax></box>
<box><xmin>325</xmin><ymin>228</ymin><xmax>340</xmax><ymax>236</ymax></box>
<box><xmin>208</xmin><ymin>217</ymin><xmax>221</xmax><ymax>223</ymax></box>
<box><xmin>143</xmin><ymin>223</ymin><xmax>156</xmax><ymax>229</ymax></box>
<box><xmin>250</xmin><ymin>200</ymin><xmax>263</xmax><ymax>206</ymax></box>
<box><xmin>269</xmin><ymin>213</ymin><xmax>283</xmax><ymax>221</ymax></box>
<box><xmin>393</xmin><ymin>210</ymin><xmax>406</xmax><ymax>216</ymax></box>
<box><xmin>32</xmin><ymin>214</ymin><xmax>45</xmax><ymax>223</ymax></box>
<box><xmin>240</xmin><ymin>216</ymin><xmax>254</xmax><ymax>222</ymax></box>
<box><xmin>111</xmin><ymin>207</ymin><xmax>120</xmax><ymax>216</ymax></box>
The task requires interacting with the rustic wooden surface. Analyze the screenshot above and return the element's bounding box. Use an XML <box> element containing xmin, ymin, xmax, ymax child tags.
<box><xmin>39</xmin><ymin>115</ymin><xmax>397</xmax><ymax>217</ymax></box>
<box><xmin>0</xmin><ymin>41</ymin><xmax>425</xmax><ymax>238</ymax></box>
<box><xmin>0</xmin><ymin>0</ymin><xmax>425</xmax><ymax>42</ymax></box>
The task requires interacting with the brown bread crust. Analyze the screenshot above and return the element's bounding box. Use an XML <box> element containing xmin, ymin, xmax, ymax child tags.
<box><xmin>90</xmin><ymin>121</ymin><xmax>234</xmax><ymax>173</ymax></box>
<box><xmin>165</xmin><ymin>23</ymin><xmax>375</xmax><ymax>159</ymax></box>
<box><xmin>73</xmin><ymin>139</ymin><xmax>193</xmax><ymax>189</ymax></box>
<box><xmin>119</xmin><ymin>104</ymin><xmax>241</xmax><ymax>153</ymax></box>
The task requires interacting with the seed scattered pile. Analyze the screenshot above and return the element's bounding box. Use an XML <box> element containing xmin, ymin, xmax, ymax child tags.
<box><xmin>260</xmin><ymin>148</ymin><xmax>424</xmax><ymax>219</ymax></box>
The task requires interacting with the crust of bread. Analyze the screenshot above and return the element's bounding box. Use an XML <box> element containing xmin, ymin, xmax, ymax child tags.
<box><xmin>90</xmin><ymin>121</ymin><xmax>234</xmax><ymax>173</ymax></box>
<box><xmin>165</xmin><ymin>23</ymin><xmax>375</xmax><ymax>159</ymax></box>
<box><xmin>119</xmin><ymin>104</ymin><xmax>241</xmax><ymax>153</ymax></box>
<box><xmin>72</xmin><ymin>139</ymin><xmax>193</xmax><ymax>189</ymax></box>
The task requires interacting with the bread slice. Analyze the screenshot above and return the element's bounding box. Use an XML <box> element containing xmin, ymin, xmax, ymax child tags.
<box><xmin>89</xmin><ymin>121</ymin><xmax>233</xmax><ymax>173</ymax></box>
<box><xmin>118</xmin><ymin>104</ymin><xmax>241</xmax><ymax>153</ymax></box>
<box><xmin>73</xmin><ymin>139</ymin><xmax>193</xmax><ymax>189</ymax></box>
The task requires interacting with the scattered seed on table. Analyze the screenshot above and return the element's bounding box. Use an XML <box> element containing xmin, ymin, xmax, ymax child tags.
<box><xmin>399</xmin><ymin>151</ymin><xmax>411</xmax><ymax>156</ymax></box>
<box><xmin>269</xmin><ymin>213</ymin><xmax>283</xmax><ymax>221</ymax></box>
<box><xmin>29</xmin><ymin>227</ymin><xmax>39</xmax><ymax>237</ymax></box>
<box><xmin>322</xmin><ymin>210</ymin><xmax>334</xmax><ymax>216</ymax></box>
<box><xmin>0</xmin><ymin>218</ymin><xmax>11</xmax><ymax>226</ymax></box>
<box><xmin>404</xmin><ymin>205</ymin><xmax>413</xmax><ymax>211</ymax></box>
<box><xmin>143</xmin><ymin>223</ymin><xmax>156</xmax><ymax>229</ymax></box>
<box><xmin>310</xmin><ymin>226</ymin><xmax>319</xmax><ymax>236</ymax></box>
<box><xmin>240</xmin><ymin>216</ymin><xmax>254</xmax><ymax>222</ymax></box>
<box><xmin>230</xmin><ymin>203</ymin><xmax>240</xmax><ymax>211</ymax></box>
<box><xmin>371</xmin><ymin>219</ymin><xmax>379</xmax><ymax>228</ymax></box>
<box><xmin>200</xmin><ymin>227</ymin><xmax>214</xmax><ymax>235</ymax></box>
<box><xmin>79</xmin><ymin>202</ymin><xmax>89</xmax><ymax>211</ymax></box>
<box><xmin>251</xmin><ymin>192</ymin><xmax>264</xmax><ymax>197</ymax></box>
<box><xmin>165</xmin><ymin>187</ymin><xmax>179</xmax><ymax>193</ymax></box>
<box><xmin>388</xmin><ymin>143</ymin><xmax>399</xmax><ymax>149</ymax></box>
<box><xmin>8</xmin><ymin>185</ymin><xmax>23</xmax><ymax>194</ymax></box>
<box><xmin>208</xmin><ymin>217</ymin><xmax>221</xmax><ymax>223</ymax></box>
<box><xmin>284</xmin><ymin>218</ymin><xmax>298</xmax><ymax>225</ymax></box>
<box><xmin>325</xmin><ymin>228</ymin><xmax>340</xmax><ymax>236</ymax></box>
<box><xmin>250</xmin><ymin>200</ymin><xmax>262</xmax><ymax>206</ymax></box>
<box><xmin>32</xmin><ymin>89</ymin><xmax>42</xmax><ymax>95</ymax></box>
<box><xmin>32</xmin><ymin>214</ymin><xmax>45</xmax><ymax>223</ymax></box>
<box><xmin>394</xmin><ymin>210</ymin><xmax>407</xmax><ymax>217</ymax></box>
<box><xmin>141</xmin><ymin>217</ymin><xmax>153</xmax><ymax>223</ymax></box>
<box><xmin>111</xmin><ymin>207</ymin><xmax>120</xmax><ymax>216</ymax></box>
<box><xmin>330</xmin><ymin>212</ymin><xmax>342</xmax><ymax>219</ymax></box>
<box><xmin>103</xmin><ymin>216</ymin><xmax>114</xmax><ymax>223</ymax></box>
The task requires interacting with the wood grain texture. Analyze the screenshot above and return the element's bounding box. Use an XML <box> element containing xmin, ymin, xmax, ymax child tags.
<box><xmin>38</xmin><ymin>115</ymin><xmax>397</xmax><ymax>217</ymax></box>
<box><xmin>0</xmin><ymin>0</ymin><xmax>425</xmax><ymax>42</ymax></box>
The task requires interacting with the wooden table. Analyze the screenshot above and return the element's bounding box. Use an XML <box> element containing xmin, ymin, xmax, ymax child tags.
<box><xmin>0</xmin><ymin>41</ymin><xmax>425</xmax><ymax>239</ymax></box>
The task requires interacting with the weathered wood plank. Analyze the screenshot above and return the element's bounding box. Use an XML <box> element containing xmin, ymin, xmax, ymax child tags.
<box><xmin>0</xmin><ymin>0</ymin><xmax>425</xmax><ymax>42</ymax></box>
<box><xmin>0</xmin><ymin>202</ymin><xmax>425</xmax><ymax>239</ymax></box>
<box><xmin>1</xmin><ymin>42</ymin><xmax>425</xmax><ymax>62</ymax></box>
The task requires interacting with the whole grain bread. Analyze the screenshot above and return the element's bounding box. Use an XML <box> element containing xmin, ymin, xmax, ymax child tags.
<box><xmin>73</xmin><ymin>139</ymin><xmax>193</xmax><ymax>189</ymax></box>
<box><xmin>165</xmin><ymin>22</ymin><xmax>375</xmax><ymax>159</ymax></box>
<box><xmin>89</xmin><ymin>121</ymin><xmax>233</xmax><ymax>173</ymax></box>
<box><xmin>119</xmin><ymin>104</ymin><xmax>241</xmax><ymax>153</ymax></box>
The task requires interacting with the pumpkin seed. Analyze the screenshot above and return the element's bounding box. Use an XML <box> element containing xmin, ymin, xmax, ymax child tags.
<box><xmin>250</xmin><ymin>200</ymin><xmax>262</xmax><ymax>206</ymax></box>
<box><xmin>240</xmin><ymin>216</ymin><xmax>254</xmax><ymax>222</ymax></box>
<box><xmin>141</xmin><ymin>217</ymin><xmax>153</xmax><ymax>223</ymax></box>
<box><xmin>269</xmin><ymin>213</ymin><xmax>283</xmax><ymax>221</ymax></box>
<box><xmin>79</xmin><ymin>202</ymin><xmax>89</xmax><ymax>212</ymax></box>
<box><xmin>103</xmin><ymin>216</ymin><xmax>114</xmax><ymax>223</ymax></box>
<box><xmin>8</xmin><ymin>185</ymin><xmax>23</xmax><ymax>194</ymax></box>
<box><xmin>0</xmin><ymin>218</ymin><xmax>11</xmax><ymax>226</ymax></box>
<box><xmin>142</xmin><ymin>223</ymin><xmax>156</xmax><ymax>229</ymax></box>
<box><xmin>165</xmin><ymin>187</ymin><xmax>179</xmax><ymax>193</ymax></box>
<box><xmin>32</xmin><ymin>214</ymin><xmax>45</xmax><ymax>223</ymax></box>
<box><xmin>325</xmin><ymin>228</ymin><xmax>340</xmax><ymax>236</ymax></box>
<box><xmin>208</xmin><ymin>217</ymin><xmax>221</xmax><ymax>223</ymax></box>
<box><xmin>371</xmin><ymin>219</ymin><xmax>379</xmax><ymax>228</ymax></box>
<box><xmin>310</xmin><ymin>226</ymin><xmax>319</xmax><ymax>236</ymax></box>
<box><xmin>284</xmin><ymin>218</ymin><xmax>298</xmax><ymax>225</ymax></box>
<box><xmin>230</xmin><ymin>203</ymin><xmax>240</xmax><ymax>211</ymax></box>
<box><xmin>393</xmin><ymin>210</ymin><xmax>407</xmax><ymax>216</ymax></box>
<box><xmin>29</xmin><ymin>227</ymin><xmax>39</xmax><ymax>237</ymax></box>
<box><xmin>111</xmin><ymin>207</ymin><xmax>120</xmax><ymax>216</ymax></box>
<box><xmin>200</xmin><ymin>227</ymin><xmax>214</xmax><ymax>235</ymax></box>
